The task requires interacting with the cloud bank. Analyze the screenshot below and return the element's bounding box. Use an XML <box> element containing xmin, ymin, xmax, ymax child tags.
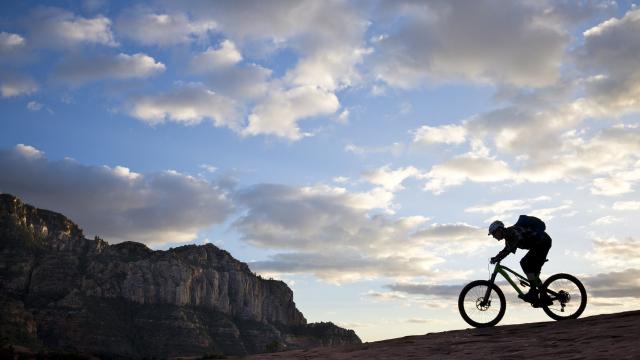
<box><xmin>0</xmin><ymin>145</ymin><xmax>234</xmax><ymax>245</ymax></box>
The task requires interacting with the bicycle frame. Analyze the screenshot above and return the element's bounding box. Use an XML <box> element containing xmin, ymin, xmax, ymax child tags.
<box><xmin>482</xmin><ymin>262</ymin><xmax>560</xmax><ymax>303</ymax></box>
<box><xmin>488</xmin><ymin>263</ymin><xmax>530</xmax><ymax>296</ymax></box>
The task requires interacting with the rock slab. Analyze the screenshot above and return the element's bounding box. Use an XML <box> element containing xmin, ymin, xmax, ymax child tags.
<box><xmin>239</xmin><ymin>310</ymin><xmax>640</xmax><ymax>360</ymax></box>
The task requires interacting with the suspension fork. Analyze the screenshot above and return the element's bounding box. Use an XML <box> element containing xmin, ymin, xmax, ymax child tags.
<box><xmin>481</xmin><ymin>268</ymin><xmax>499</xmax><ymax>306</ymax></box>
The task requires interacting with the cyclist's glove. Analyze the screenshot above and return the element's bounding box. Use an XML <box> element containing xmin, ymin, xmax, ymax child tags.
<box><xmin>490</xmin><ymin>256</ymin><xmax>501</xmax><ymax>264</ymax></box>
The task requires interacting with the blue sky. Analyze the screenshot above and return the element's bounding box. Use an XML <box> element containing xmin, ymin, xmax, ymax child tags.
<box><xmin>1</xmin><ymin>0</ymin><xmax>640</xmax><ymax>341</ymax></box>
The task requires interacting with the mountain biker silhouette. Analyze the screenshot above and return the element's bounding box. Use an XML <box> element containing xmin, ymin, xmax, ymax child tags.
<box><xmin>488</xmin><ymin>216</ymin><xmax>553</xmax><ymax>307</ymax></box>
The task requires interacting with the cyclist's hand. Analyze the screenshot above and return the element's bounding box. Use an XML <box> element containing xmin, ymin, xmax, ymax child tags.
<box><xmin>490</xmin><ymin>256</ymin><xmax>499</xmax><ymax>264</ymax></box>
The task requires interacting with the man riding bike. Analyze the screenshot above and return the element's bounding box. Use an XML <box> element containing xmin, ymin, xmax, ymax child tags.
<box><xmin>488</xmin><ymin>216</ymin><xmax>552</xmax><ymax>306</ymax></box>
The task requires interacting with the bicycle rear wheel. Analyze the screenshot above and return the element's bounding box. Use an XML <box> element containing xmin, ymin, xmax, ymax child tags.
<box><xmin>458</xmin><ymin>280</ymin><xmax>506</xmax><ymax>327</ymax></box>
<box><xmin>540</xmin><ymin>273</ymin><xmax>587</xmax><ymax>320</ymax></box>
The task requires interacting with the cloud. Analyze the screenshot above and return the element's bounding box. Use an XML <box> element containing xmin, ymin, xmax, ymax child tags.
<box><xmin>584</xmin><ymin>268</ymin><xmax>640</xmax><ymax>299</ymax></box>
<box><xmin>411</xmin><ymin>223</ymin><xmax>488</xmax><ymax>255</ymax></box>
<box><xmin>14</xmin><ymin>144</ymin><xmax>44</xmax><ymax>159</ymax></box>
<box><xmin>590</xmin><ymin>166</ymin><xmax>640</xmax><ymax>196</ymax></box>
<box><xmin>116</xmin><ymin>6</ymin><xmax>215</xmax><ymax>46</ymax></box>
<box><xmin>0</xmin><ymin>145</ymin><xmax>234</xmax><ymax>245</ymax></box>
<box><xmin>233</xmin><ymin>183</ymin><xmax>407</xmax><ymax>251</ymax></box>
<box><xmin>465</xmin><ymin>196</ymin><xmax>572</xmax><ymax>223</ymax></box>
<box><xmin>528</xmin><ymin>201</ymin><xmax>574</xmax><ymax>220</ymax></box>
<box><xmin>416</xmin><ymin>107</ymin><xmax>640</xmax><ymax>193</ymax></box>
<box><xmin>362</xmin><ymin>165</ymin><xmax>420</xmax><ymax>191</ymax></box>
<box><xmin>578</xmin><ymin>8</ymin><xmax>640</xmax><ymax>114</ymax></box>
<box><xmin>413</xmin><ymin>124</ymin><xmax>467</xmax><ymax>145</ymax></box>
<box><xmin>0</xmin><ymin>75</ymin><xmax>38</xmax><ymax>98</ymax></box>
<box><xmin>130</xmin><ymin>82</ymin><xmax>240</xmax><ymax>128</ymax></box>
<box><xmin>26</xmin><ymin>101</ymin><xmax>43</xmax><ymax>111</ymax></box>
<box><xmin>243</xmin><ymin>85</ymin><xmax>340</xmax><ymax>140</ymax></box>
<box><xmin>232</xmin><ymin>183</ymin><xmax>447</xmax><ymax>283</ymax></box>
<box><xmin>613</xmin><ymin>201</ymin><xmax>640</xmax><ymax>211</ymax></box>
<box><xmin>586</xmin><ymin>236</ymin><xmax>640</xmax><ymax>271</ymax></box>
<box><xmin>190</xmin><ymin>41</ymin><xmax>272</xmax><ymax>99</ymax></box>
<box><xmin>54</xmin><ymin>53</ymin><xmax>165</xmax><ymax>85</ymax></box>
<box><xmin>0</xmin><ymin>32</ymin><xmax>25</xmax><ymax>53</ymax></box>
<box><xmin>372</xmin><ymin>0</ymin><xmax>567</xmax><ymax>88</ymax></box>
<box><xmin>250</xmin><ymin>251</ymin><xmax>443</xmax><ymax>284</ymax></box>
<box><xmin>190</xmin><ymin>40</ymin><xmax>242</xmax><ymax>72</ymax></box>
<box><xmin>162</xmin><ymin>0</ymin><xmax>368</xmax><ymax>140</ymax></box>
<box><xmin>593</xmin><ymin>215</ymin><xmax>621</xmax><ymax>225</ymax></box>
<box><xmin>423</xmin><ymin>150</ymin><xmax>514</xmax><ymax>194</ymax></box>
<box><xmin>464</xmin><ymin>100</ymin><xmax>593</xmax><ymax>163</ymax></box>
<box><xmin>465</xmin><ymin>196</ymin><xmax>551</xmax><ymax>217</ymax></box>
<box><xmin>344</xmin><ymin>142</ymin><xmax>405</xmax><ymax>157</ymax></box>
<box><xmin>385</xmin><ymin>283</ymin><xmax>462</xmax><ymax>298</ymax></box>
<box><xmin>206</xmin><ymin>64</ymin><xmax>273</xmax><ymax>99</ymax></box>
<box><xmin>27</xmin><ymin>7</ymin><xmax>117</xmax><ymax>48</ymax></box>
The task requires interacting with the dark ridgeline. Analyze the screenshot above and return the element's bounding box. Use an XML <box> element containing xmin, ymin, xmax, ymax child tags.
<box><xmin>0</xmin><ymin>193</ymin><xmax>361</xmax><ymax>358</ymax></box>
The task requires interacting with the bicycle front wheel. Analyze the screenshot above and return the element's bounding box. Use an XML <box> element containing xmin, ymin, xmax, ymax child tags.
<box><xmin>541</xmin><ymin>273</ymin><xmax>587</xmax><ymax>320</ymax></box>
<box><xmin>458</xmin><ymin>280</ymin><xmax>506</xmax><ymax>328</ymax></box>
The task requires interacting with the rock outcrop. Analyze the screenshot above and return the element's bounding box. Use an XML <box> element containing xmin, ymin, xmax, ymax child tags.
<box><xmin>0</xmin><ymin>194</ymin><xmax>361</xmax><ymax>358</ymax></box>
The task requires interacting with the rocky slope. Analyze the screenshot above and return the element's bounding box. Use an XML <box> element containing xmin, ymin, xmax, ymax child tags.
<box><xmin>240</xmin><ymin>310</ymin><xmax>640</xmax><ymax>360</ymax></box>
<box><xmin>0</xmin><ymin>194</ymin><xmax>360</xmax><ymax>358</ymax></box>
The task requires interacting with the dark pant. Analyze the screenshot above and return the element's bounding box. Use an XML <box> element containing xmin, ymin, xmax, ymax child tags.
<box><xmin>520</xmin><ymin>232</ymin><xmax>552</xmax><ymax>275</ymax></box>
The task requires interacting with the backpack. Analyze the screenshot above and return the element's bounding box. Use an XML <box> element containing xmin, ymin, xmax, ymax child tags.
<box><xmin>515</xmin><ymin>215</ymin><xmax>546</xmax><ymax>233</ymax></box>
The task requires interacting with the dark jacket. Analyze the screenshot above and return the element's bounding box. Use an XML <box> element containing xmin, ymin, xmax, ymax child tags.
<box><xmin>496</xmin><ymin>225</ymin><xmax>548</xmax><ymax>260</ymax></box>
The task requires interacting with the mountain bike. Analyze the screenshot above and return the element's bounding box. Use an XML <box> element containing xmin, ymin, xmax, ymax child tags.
<box><xmin>458</xmin><ymin>260</ymin><xmax>587</xmax><ymax>327</ymax></box>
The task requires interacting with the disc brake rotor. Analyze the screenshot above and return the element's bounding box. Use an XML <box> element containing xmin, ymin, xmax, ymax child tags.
<box><xmin>475</xmin><ymin>297</ymin><xmax>490</xmax><ymax>311</ymax></box>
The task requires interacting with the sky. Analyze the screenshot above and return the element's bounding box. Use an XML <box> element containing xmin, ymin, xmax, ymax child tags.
<box><xmin>1</xmin><ymin>0</ymin><xmax>640</xmax><ymax>342</ymax></box>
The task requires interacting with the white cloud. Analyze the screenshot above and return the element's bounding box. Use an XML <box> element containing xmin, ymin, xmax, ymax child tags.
<box><xmin>344</xmin><ymin>142</ymin><xmax>405</xmax><ymax>157</ymax></box>
<box><xmin>465</xmin><ymin>100</ymin><xmax>593</xmax><ymax>163</ymax></box>
<box><xmin>587</xmin><ymin>236</ymin><xmax>640</xmax><ymax>271</ymax></box>
<box><xmin>465</xmin><ymin>196</ymin><xmax>550</xmax><ymax>215</ymax></box>
<box><xmin>578</xmin><ymin>8</ymin><xmax>640</xmax><ymax>114</ymax></box>
<box><xmin>233</xmin><ymin>183</ymin><xmax>439</xmax><ymax>283</ymax></box>
<box><xmin>423</xmin><ymin>152</ymin><xmax>514</xmax><ymax>194</ymax></box>
<box><xmin>199</xmin><ymin>164</ymin><xmax>217</xmax><ymax>173</ymax></box>
<box><xmin>413</xmin><ymin>124</ymin><xmax>467</xmax><ymax>145</ymax></box>
<box><xmin>528</xmin><ymin>202</ymin><xmax>573</xmax><ymax>220</ymax></box>
<box><xmin>190</xmin><ymin>41</ymin><xmax>272</xmax><ymax>99</ymax></box>
<box><xmin>116</xmin><ymin>6</ymin><xmax>215</xmax><ymax>46</ymax></box>
<box><xmin>593</xmin><ymin>215</ymin><xmax>621</xmax><ymax>225</ymax></box>
<box><xmin>613</xmin><ymin>201</ymin><xmax>640</xmax><ymax>211</ymax></box>
<box><xmin>584</xmin><ymin>269</ymin><xmax>640</xmax><ymax>299</ymax></box>
<box><xmin>14</xmin><ymin>144</ymin><xmax>43</xmax><ymax>159</ymax></box>
<box><xmin>163</xmin><ymin>0</ymin><xmax>369</xmax><ymax>139</ymax></box>
<box><xmin>465</xmin><ymin>196</ymin><xmax>554</xmax><ymax>222</ymax></box>
<box><xmin>54</xmin><ymin>53</ymin><xmax>165</xmax><ymax>85</ymax></box>
<box><xmin>28</xmin><ymin>7</ymin><xmax>117</xmax><ymax>48</ymax></box>
<box><xmin>0</xmin><ymin>145</ymin><xmax>234</xmax><ymax>245</ymax></box>
<box><xmin>591</xmin><ymin>177</ymin><xmax>634</xmax><ymax>196</ymax></box>
<box><xmin>26</xmin><ymin>101</ymin><xmax>43</xmax><ymax>111</ymax></box>
<box><xmin>190</xmin><ymin>40</ymin><xmax>242</xmax><ymax>73</ymax></box>
<box><xmin>0</xmin><ymin>32</ymin><xmax>25</xmax><ymax>52</ymax></box>
<box><xmin>243</xmin><ymin>85</ymin><xmax>339</xmax><ymax>140</ymax></box>
<box><xmin>336</xmin><ymin>109</ymin><xmax>350</xmax><ymax>124</ymax></box>
<box><xmin>373</xmin><ymin>0</ymin><xmax>567</xmax><ymax>88</ymax></box>
<box><xmin>251</xmin><ymin>251</ymin><xmax>443</xmax><ymax>284</ymax></box>
<box><xmin>362</xmin><ymin>165</ymin><xmax>420</xmax><ymax>192</ymax></box>
<box><xmin>0</xmin><ymin>75</ymin><xmax>38</xmax><ymax>98</ymax></box>
<box><xmin>131</xmin><ymin>82</ymin><xmax>240</xmax><ymax>129</ymax></box>
<box><xmin>411</xmin><ymin>223</ymin><xmax>488</xmax><ymax>255</ymax></box>
<box><xmin>422</xmin><ymin>109</ymin><xmax>640</xmax><ymax>192</ymax></box>
<box><xmin>385</xmin><ymin>283</ymin><xmax>462</xmax><ymax>298</ymax></box>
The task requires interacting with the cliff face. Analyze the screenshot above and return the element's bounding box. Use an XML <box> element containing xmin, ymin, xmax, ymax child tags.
<box><xmin>0</xmin><ymin>194</ymin><xmax>361</xmax><ymax>357</ymax></box>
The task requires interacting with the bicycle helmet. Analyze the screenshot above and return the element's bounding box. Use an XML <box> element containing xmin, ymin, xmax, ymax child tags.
<box><xmin>488</xmin><ymin>220</ymin><xmax>504</xmax><ymax>235</ymax></box>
